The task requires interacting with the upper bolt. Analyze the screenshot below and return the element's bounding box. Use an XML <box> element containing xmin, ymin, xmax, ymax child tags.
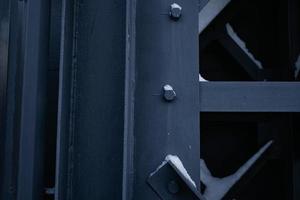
<box><xmin>163</xmin><ymin>84</ymin><xmax>176</xmax><ymax>101</ymax></box>
<box><xmin>170</xmin><ymin>3</ymin><xmax>182</xmax><ymax>20</ymax></box>
<box><xmin>167</xmin><ymin>180</ymin><xmax>180</xmax><ymax>194</ymax></box>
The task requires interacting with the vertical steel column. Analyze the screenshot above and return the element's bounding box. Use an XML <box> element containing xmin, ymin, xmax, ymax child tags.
<box><xmin>127</xmin><ymin>0</ymin><xmax>200</xmax><ymax>199</ymax></box>
<box><xmin>54</xmin><ymin>0</ymin><xmax>75</xmax><ymax>199</ymax></box>
<box><xmin>1</xmin><ymin>0</ymin><xmax>50</xmax><ymax>199</ymax></box>
<box><xmin>0</xmin><ymin>0</ymin><xmax>11</xmax><ymax>198</ymax></box>
<box><xmin>56</xmin><ymin>0</ymin><xmax>126</xmax><ymax>199</ymax></box>
<box><xmin>56</xmin><ymin>0</ymin><xmax>200</xmax><ymax>199</ymax></box>
<box><xmin>0</xmin><ymin>0</ymin><xmax>9</xmax><ymax>141</ymax></box>
<box><xmin>0</xmin><ymin>0</ymin><xmax>23</xmax><ymax>198</ymax></box>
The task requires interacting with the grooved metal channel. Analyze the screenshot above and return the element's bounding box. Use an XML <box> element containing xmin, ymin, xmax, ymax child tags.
<box><xmin>56</xmin><ymin>0</ymin><xmax>126</xmax><ymax>199</ymax></box>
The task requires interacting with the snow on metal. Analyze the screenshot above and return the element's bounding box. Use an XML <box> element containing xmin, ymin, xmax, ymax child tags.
<box><xmin>199</xmin><ymin>74</ymin><xmax>208</xmax><ymax>82</ymax></box>
<box><xmin>150</xmin><ymin>155</ymin><xmax>197</xmax><ymax>188</ymax></box>
<box><xmin>226</xmin><ymin>23</ymin><xmax>264</xmax><ymax>69</ymax></box>
<box><xmin>294</xmin><ymin>54</ymin><xmax>300</xmax><ymax>78</ymax></box>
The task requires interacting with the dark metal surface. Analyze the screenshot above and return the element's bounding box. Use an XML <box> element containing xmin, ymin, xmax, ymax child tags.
<box><xmin>16</xmin><ymin>0</ymin><xmax>50</xmax><ymax>199</ymax></box>
<box><xmin>0</xmin><ymin>0</ymin><xmax>12</xmax><ymax>199</ymax></box>
<box><xmin>0</xmin><ymin>0</ymin><xmax>298</xmax><ymax>199</ymax></box>
<box><xmin>54</xmin><ymin>0</ymin><xmax>75</xmax><ymax>199</ymax></box>
<box><xmin>200</xmin><ymin>82</ymin><xmax>300</xmax><ymax>112</ymax></box>
<box><xmin>222</xmin><ymin>142</ymin><xmax>273</xmax><ymax>199</ymax></box>
<box><xmin>218</xmin><ymin>32</ymin><xmax>264</xmax><ymax>81</ymax></box>
<box><xmin>0</xmin><ymin>0</ymin><xmax>50</xmax><ymax>200</ymax></box>
<box><xmin>131</xmin><ymin>0</ymin><xmax>200</xmax><ymax>199</ymax></box>
<box><xmin>122</xmin><ymin>0</ymin><xmax>136</xmax><ymax>199</ymax></box>
<box><xmin>56</xmin><ymin>0</ymin><xmax>126</xmax><ymax>199</ymax></box>
<box><xmin>0</xmin><ymin>0</ymin><xmax>9</xmax><ymax>141</ymax></box>
<box><xmin>57</xmin><ymin>0</ymin><xmax>200</xmax><ymax>199</ymax></box>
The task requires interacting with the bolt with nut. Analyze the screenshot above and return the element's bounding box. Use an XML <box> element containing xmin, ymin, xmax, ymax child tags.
<box><xmin>163</xmin><ymin>84</ymin><xmax>176</xmax><ymax>101</ymax></box>
<box><xmin>167</xmin><ymin>180</ymin><xmax>180</xmax><ymax>194</ymax></box>
<box><xmin>170</xmin><ymin>3</ymin><xmax>182</xmax><ymax>20</ymax></box>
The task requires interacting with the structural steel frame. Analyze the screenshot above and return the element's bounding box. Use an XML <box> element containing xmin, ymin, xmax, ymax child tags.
<box><xmin>0</xmin><ymin>0</ymin><xmax>299</xmax><ymax>200</ymax></box>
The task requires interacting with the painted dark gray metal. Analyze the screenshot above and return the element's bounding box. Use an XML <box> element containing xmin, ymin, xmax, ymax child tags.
<box><xmin>122</xmin><ymin>0</ymin><xmax>136</xmax><ymax>199</ymax></box>
<box><xmin>0</xmin><ymin>0</ymin><xmax>9</xmax><ymax>145</ymax></box>
<box><xmin>56</xmin><ymin>0</ymin><xmax>201</xmax><ymax>199</ymax></box>
<box><xmin>16</xmin><ymin>0</ymin><xmax>50</xmax><ymax>199</ymax></box>
<box><xmin>54</xmin><ymin>0</ymin><xmax>76</xmax><ymax>199</ymax></box>
<box><xmin>56</xmin><ymin>0</ymin><xmax>126</xmax><ymax>199</ymax></box>
<box><xmin>0</xmin><ymin>0</ymin><xmax>50</xmax><ymax>199</ymax></box>
<box><xmin>0</xmin><ymin>0</ymin><xmax>15</xmax><ymax>199</ymax></box>
<box><xmin>0</xmin><ymin>0</ymin><xmax>10</xmax><ymax>194</ymax></box>
<box><xmin>218</xmin><ymin>33</ymin><xmax>265</xmax><ymax>81</ymax></box>
<box><xmin>199</xmin><ymin>82</ymin><xmax>300</xmax><ymax>112</ymax></box>
<box><xmin>131</xmin><ymin>0</ymin><xmax>200</xmax><ymax>199</ymax></box>
<box><xmin>222</xmin><ymin>142</ymin><xmax>273</xmax><ymax>199</ymax></box>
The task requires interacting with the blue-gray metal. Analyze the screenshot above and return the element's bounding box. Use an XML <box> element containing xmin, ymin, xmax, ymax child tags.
<box><xmin>130</xmin><ymin>0</ymin><xmax>200</xmax><ymax>199</ymax></box>
<box><xmin>148</xmin><ymin>161</ymin><xmax>205</xmax><ymax>200</ymax></box>
<box><xmin>0</xmin><ymin>0</ymin><xmax>11</xmax><ymax>198</ymax></box>
<box><xmin>17</xmin><ymin>0</ymin><xmax>50</xmax><ymax>199</ymax></box>
<box><xmin>56</xmin><ymin>0</ymin><xmax>200</xmax><ymax>199</ymax></box>
<box><xmin>0</xmin><ymin>0</ymin><xmax>50</xmax><ymax>199</ymax></box>
<box><xmin>218</xmin><ymin>33</ymin><xmax>265</xmax><ymax>81</ymax></box>
<box><xmin>0</xmin><ymin>0</ymin><xmax>299</xmax><ymax>199</ymax></box>
<box><xmin>200</xmin><ymin>82</ymin><xmax>300</xmax><ymax>112</ymax></box>
<box><xmin>0</xmin><ymin>0</ymin><xmax>9</xmax><ymax>140</ymax></box>
<box><xmin>56</xmin><ymin>0</ymin><xmax>126</xmax><ymax>199</ymax></box>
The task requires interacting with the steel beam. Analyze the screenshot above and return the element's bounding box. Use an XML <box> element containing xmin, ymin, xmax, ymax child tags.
<box><xmin>55</xmin><ymin>0</ymin><xmax>126</xmax><ymax>199</ymax></box>
<box><xmin>56</xmin><ymin>0</ymin><xmax>201</xmax><ymax>199</ymax></box>
<box><xmin>218</xmin><ymin>31</ymin><xmax>265</xmax><ymax>81</ymax></box>
<box><xmin>198</xmin><ymin>0</ymin><xmax>231</xmax><ymax>33</ymax></box>
<box><xmin>131</xmin><ymin>1</ymin><xmax>200</xmax><ymax>199</ymax></box>
<box><xmin>54</xmin><ymin>0</ymin><xmax>75</xmax><ymax>199</ymax></box>
<box><xmin>0</xmin><ymin>0</ymin><xmax>9</xmax><ymax>138</ymax></box>
<box><xmin>199</xmin><ymin>82</ymin><xmax>300</xmax><ymax>112</ymax></box>
<box><xmin>0</xmin><ymin>0</ymin><xmax>14</xmax><ymax>199</ymax></box>
<box><xmin>1</xmin><ymin>0</ymin><xmax>50</xmax><ymax>199</ymax></box>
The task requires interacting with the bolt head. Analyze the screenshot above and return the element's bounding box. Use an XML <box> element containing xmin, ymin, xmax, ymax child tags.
<box><xmin>167</xmin><ymin>180</ymin><xmax>180</xmax><ymax>194</ymax></box>
<box><xmin>163</xmin><ymin>84</ymin><xmax>176</xmax><ymax>101</ymax></box>
<box><xmin>170</xmin><ymin>3</ymin><xmax>182</xmax><ymax>20</ymax></box>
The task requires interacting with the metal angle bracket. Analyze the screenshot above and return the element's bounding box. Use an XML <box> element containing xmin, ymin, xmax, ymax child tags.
<box><xmin>147</xmin><ymin>161</ymin><xmax>206</xmax><ymax>200</ymax></box>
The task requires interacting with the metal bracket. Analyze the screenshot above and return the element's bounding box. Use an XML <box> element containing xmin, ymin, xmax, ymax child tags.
<box><xmin>147</xmin><ymin>161</ymin><xmax>206</xmax><ymax>200</ymax></box>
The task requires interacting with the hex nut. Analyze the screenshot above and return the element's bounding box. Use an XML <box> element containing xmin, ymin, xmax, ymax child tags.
<box><xmin>167</xmin><ymin>180</ymin><xmax>180</xmax><ymax>194</ymax></box>
<box><xmin>163</xmin><ymin>84</ymin><xmax>176</xmax><ymax>101</ymax></box>
<box><xmin>170</xmin><ymin>3</ymin><xmax>182</xmax><ymax>20</ymax></box>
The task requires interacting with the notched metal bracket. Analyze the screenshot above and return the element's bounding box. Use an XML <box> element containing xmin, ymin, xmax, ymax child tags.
<box><xmin>147</xmin><ymin>161</ymin><xmax>206</xmax><ymax>200</ymax></box>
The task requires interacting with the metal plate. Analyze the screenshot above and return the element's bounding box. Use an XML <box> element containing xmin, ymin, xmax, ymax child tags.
<box><xmin>148</xmin><ymin>161</ymin><xmax>205</xmax><ymax>200</ymax></box>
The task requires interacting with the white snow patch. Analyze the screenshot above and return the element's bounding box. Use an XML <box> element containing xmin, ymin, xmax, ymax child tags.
<box><xmin>150</xmin><ymin>155</ymin><xmax>196</xmax><ymax>188</ymax></box>
<box><xmin>226</xmin><ymin>23</ymin><xmax>263</xmax><ymax>69</ymax></box>
<box><xmin>199</xmin><ymin>74</ymin><xmax>208</xmax><ymax>82</ymax></box>
<box><xmin>294</xmin><ymin>54</ymin><xmax>300</xmax><ymax>78</ymax></box>
<box><xmin>171</xmin><ymin>3</ymin><xmax>182</xmax><ymax>10</ymax></box>
<box><xmin>166</xmin><ymin>155</ymin><xmax>197</xmax><ymax>188</ymax></box>
<box><xmin>163</xmin><ymin>84</ymin><xmax>173</xmax><ymax>91</ymax></box>
<box><xmin>200</xmin><ymin>141</ymin><xmax>273</xmax><ymax>200</ymax></box>
<box><xmin>199</xmin><ymin>0</ymin><xmax>231</xmax><ymax>33</ymax></box>
<box><xmin>150</xmin><ymin>159</ymin><xmax>168</xmax><ymax>177</ymax></box>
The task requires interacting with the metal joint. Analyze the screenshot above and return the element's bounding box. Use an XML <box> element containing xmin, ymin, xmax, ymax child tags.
<box><xmin>147</xmin><ymin>160</ymin><xmax>206</xmax><ymax>200</ymax></box>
